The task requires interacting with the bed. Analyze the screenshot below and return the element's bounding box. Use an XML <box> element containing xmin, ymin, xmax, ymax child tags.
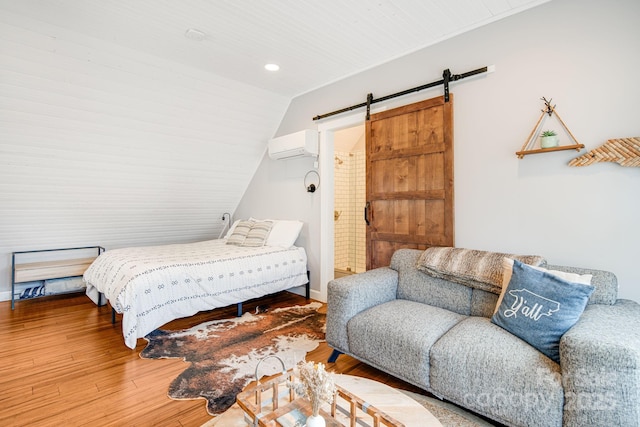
<box><xmin>84</xmin><ymin>219</ymin><xmax>308</xmax><ymax>349</ymax></box>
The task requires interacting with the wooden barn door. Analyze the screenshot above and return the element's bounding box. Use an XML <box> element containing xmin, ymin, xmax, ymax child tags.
<box><xmin>365</xmin><ymin>95</ymin><xmax>454</xmax><ymax>270</ymax></box>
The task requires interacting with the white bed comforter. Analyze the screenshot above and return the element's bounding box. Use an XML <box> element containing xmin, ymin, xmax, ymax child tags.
<box><xmin>84</xmin><ymin>239</ymin><xmax>308</xmax><ymax>348</ymax></box>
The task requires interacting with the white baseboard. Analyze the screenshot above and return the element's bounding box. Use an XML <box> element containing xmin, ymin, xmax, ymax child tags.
<box><xmin>286</xmin><ymin>285</ymin><xmax>325</xmax><ymax>303</ymax></box>
<box><xmin>309</xmin><ymin>288</ymin><xmax>325</xmax><ymax>303</ymax></box>
<box><xmin>0</xmin><ymin>291</ymin><xmax>12</xmax><ymax>303</ymax></box>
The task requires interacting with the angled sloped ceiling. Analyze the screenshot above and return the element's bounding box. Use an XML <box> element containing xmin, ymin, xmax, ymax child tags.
<box><xmin>0</xmin><ymin>9</ymin><xmax>289</xmax><ymax>297</ymax></box>
<box><xmin>0</xmin><ymin>0</ymin><xmax>552</xmax><ymax>97</ymax></box>
<box><xmin>0</xmin><ymin>0</ymin><xmax>554</xmax><ymax>299</ymax></box>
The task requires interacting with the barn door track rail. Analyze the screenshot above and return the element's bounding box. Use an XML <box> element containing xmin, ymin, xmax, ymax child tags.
<box><xmin>312</xmin><ymin>65</ymin><xmax>493</xmax><ymax>121</ymax></box>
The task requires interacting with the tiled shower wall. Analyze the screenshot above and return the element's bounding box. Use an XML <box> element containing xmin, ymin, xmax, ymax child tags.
<box><xmin>334</xmin><ymin>150</ymin><xmax>366</xmax><ymax>273</ymax></box>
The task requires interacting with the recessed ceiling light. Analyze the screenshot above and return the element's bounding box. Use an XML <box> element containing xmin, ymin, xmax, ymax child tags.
<box><xmin>264</xmin><ymin>63</ymin><xmax>280</xmax><ymax>71</ymax></box>
<box><xmin>184</xmin><ymin>28</ymin><xmax>206</xmax><ymax>41</ymax></box>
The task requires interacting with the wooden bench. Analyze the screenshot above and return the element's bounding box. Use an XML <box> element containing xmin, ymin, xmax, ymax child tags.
<box><xmin>14</xmin><ymin>258</ymin><xmax>98</xmax><ymax>283</ymax></box>
<box><xmin>11</xmin><ymin>246</ymin><xmax>104</xmax><ymax>309</ymax></box>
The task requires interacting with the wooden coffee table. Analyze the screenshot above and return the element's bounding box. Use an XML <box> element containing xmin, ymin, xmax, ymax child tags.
<box><xmin>236</xmin><ymin>372</ymin><xmax>441</xmax><ymax>427</ymax></box>
<box><xmin>332</xmin><ymin>375</ymin><xmax>442</xmax><ymax>427</ymax></box>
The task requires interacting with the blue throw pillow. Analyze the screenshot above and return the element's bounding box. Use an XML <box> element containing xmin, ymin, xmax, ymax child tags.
<box><xmin>491</xmin><ymin>259</ymin><xmax>595</xmax><ymax>363</ymax></box>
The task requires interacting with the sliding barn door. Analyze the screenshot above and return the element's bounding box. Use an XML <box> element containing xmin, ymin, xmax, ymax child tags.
<box><xmin>365</xmin><ymin>95</ymin><xmax>454</xmax><ymax>269</ymax></box>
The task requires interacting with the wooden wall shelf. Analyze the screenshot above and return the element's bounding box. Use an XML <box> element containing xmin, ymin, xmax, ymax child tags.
<box><xmin>517</xmin><ymin>97</ymin><xmax>583</xmax><ymax>159</ymax></box>
<box><xmin>516</xmin><ymin>143</ymin><xmax>585</xmax><ymax>158</ymax></box>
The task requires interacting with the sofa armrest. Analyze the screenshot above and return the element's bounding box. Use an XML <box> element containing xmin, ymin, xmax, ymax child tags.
<box><xmin>560</xmin><ymin>299</ymin><xmax>640</xmax><ymax>427</ymax></box>
<box><xmin>326</xmin><ymin>267</ymin><xmax>399</xmax><ymax>353</ymax></box>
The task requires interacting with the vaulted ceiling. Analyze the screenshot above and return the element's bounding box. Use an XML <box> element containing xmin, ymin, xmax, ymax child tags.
<box><xmin>0</xmin><ymin>0</ymin><xmax>551</xmax><ymax>97</ymax></box>
<box><xmin>0</xmin><ymin>0</ymin><xmax>552</xmax><ymax>252</ymax></box>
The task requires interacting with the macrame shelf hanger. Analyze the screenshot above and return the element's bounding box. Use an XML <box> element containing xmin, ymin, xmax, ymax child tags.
<box><xmin>516</xmin><ymin>97</ymin><xmax>584</xmax><ymax>159</ymax></box>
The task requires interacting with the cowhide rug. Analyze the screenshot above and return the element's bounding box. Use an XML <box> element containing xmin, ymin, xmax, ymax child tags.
<box><xmin>140</xmin><ymin>302</ymin><xmax>326</xmax><ymax>415</ymax></box>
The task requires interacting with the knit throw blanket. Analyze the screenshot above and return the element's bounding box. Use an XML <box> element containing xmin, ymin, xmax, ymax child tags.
<box><xmin>416</xmin><ymin>247</ymin><xmax>545</xmax><ymax>294</ymax></box>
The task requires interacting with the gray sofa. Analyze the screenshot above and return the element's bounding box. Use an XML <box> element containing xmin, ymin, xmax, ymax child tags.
<box><xmin>326</xmin><ymin>249</ymin><xmax>640</xmax><ymax>427</ymax></box>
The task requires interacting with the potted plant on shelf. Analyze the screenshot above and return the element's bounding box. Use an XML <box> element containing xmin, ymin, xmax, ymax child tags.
<box><xmin>540</xmin><ymin>130</ymin><xmax>559</xmax><ymax>148</ymax></box>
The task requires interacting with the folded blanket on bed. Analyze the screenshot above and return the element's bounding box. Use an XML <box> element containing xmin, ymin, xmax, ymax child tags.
<box><xmin>416</xmin><ymin>247</ymin><xmax>545</xmax><ymax>294</ymax></box>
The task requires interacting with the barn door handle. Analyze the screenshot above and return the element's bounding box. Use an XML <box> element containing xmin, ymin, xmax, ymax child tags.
<box><xmin>364</xmin><ymin>202</ymin><xmax>370</xmax><ymax>226</ymax></box>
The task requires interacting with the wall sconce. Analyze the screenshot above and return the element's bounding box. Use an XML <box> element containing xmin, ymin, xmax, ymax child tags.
<box><xmin>304</xmin><ymin>170</ymin><xmax>320</xmax><ymax>193</ymax></box>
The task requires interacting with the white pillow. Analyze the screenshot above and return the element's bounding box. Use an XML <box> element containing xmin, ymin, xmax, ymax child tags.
<box><xmin>267</xmin><ymin>220</ymin><xmax>303</xmax><ymax>247</ymax></box>
<box><xmin>495</xmin><ymin>257</ymin><xmax>593</xmax><ymax>314</ymax></box>
<box><xmin>248</xmin><ymin>218</ymin><xmax>304</xmax><ymax>247</ymax></box>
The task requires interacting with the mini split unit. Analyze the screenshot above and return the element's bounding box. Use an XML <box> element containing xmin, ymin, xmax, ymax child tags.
<box><xmin>268</xmin><ymin>130</ymin><xmax>319</xmax><ymax>160</ymax></box>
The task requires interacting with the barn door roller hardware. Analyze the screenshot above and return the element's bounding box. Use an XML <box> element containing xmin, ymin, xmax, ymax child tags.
<box><xmin>313</xmin><ymin>65</ymin><xmax>493</xmax><ymax>121</ymax></box>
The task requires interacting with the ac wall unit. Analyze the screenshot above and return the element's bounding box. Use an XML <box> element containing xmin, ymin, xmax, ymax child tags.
<box><xmin>268</xmin><ymin>130</ymin><xmax>318</xmax><ymax>160</ymax></box>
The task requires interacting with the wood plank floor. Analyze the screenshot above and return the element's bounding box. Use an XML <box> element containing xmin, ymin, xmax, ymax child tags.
<box><xmin>0</xmin><ymin>291</ymin><xmax>429</xmax><ymax>427</ymax></box>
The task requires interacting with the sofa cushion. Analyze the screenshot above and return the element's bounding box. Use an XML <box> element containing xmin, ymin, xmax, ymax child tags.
<box><xmin>545</xmin><ymin>264</ymin><xmax>618</xmax><ymax>305</ymax></box>
<box><xmin>560</xmin><ymin>301</ymin><xmax>640</xmax><ymax>427</ymax></box>
<box><xmin>347</xmin><ymin>299</ymin><xmax>465</xmax><ymax>390</ymax></box>
<box><xmin>391</xmin><ymin>249</ymin><xmax>473</xmax><ymax>316</ymax></box>
<box><xmin>470</xmin><ymin>289</ymin><xmax>499</xmax><ymax>318</ymax></box>
<box><xmin>430</xmin><ymin>316</ymin><xmax>564</xmax><ymax>427</ymax></box>
<box><xmin>326</xmin><ymin>267</ymin><xmax>399</xmax><ymax>353</ymax></box>
<box><xmin>491</xmin><ymin>260</ymin><xmax>595</xmax><ymax>363</ymax></box>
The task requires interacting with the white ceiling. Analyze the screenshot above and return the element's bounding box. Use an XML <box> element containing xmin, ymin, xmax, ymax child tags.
<box><xmin>0</xmin><ymin>0</ymin><xmax>551</xmax><ymax>97</ymax></box>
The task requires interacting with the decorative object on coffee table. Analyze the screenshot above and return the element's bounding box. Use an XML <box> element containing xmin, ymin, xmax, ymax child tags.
<box><xmin>237</xmin><ymin>371</ymin><xmax>417</xmax><ymax>427</ymax></box>
<box><xmin>203</xmin><ymin>381</ymin><xmax>494</xmax><ymax>427</ymax></box>
<box><xmin>287</xmin><ymin>361</ymin><xmax>336</xmax><ymax>427</ymax></box>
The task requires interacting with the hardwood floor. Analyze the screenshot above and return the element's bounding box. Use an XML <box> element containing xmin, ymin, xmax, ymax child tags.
<box><xmin>0</xmin><ymin>291</ymin><xmax>427</xmax><ymax>427</ymax></box>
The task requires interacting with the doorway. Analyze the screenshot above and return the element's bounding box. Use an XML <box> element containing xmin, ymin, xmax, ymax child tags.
<box><xmin>318</xmin><ymin>112</ymin><xmax>367</xmax><ymax>302</ymax></box>
<box><xmin>317</xmin><ymin>95</ymin><xmax>453</xmax><ymax>301</ymax></box>
<box><xmin>333</xmin><ymin>125</ymin><xmax>366</xmax><ymax>278</ymax></box>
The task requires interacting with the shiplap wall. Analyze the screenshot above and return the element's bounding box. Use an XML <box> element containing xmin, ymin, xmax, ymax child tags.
<box><xmin>0</xmin><ymin>11</ymin><xmax>290</xmax><ymax>300</ymax></box>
